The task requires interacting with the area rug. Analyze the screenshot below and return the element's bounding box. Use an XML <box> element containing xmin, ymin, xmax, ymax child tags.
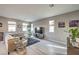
<box><xmin>27</xmin><ymin>38</ymin><xmax>40</xmax><ymax>46</ymax></box>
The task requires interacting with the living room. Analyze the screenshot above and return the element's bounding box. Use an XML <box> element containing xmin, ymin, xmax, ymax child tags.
<box><xmin>0</xmin><ymin>4</ymin><xmax>79</xmax><ymax>55</ymax></box>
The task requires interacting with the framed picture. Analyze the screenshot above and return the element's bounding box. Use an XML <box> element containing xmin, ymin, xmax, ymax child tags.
<box><xmin>58</xmin><ymin>22</ymin><xmax>65</xmax><ymax>28</ymax></box>
<box><xmin>69</xmin><ymin>20</ymin><xmax>79</xmax><ymax>27</ymax></box>
<box><xmin>0</xmin><ymin>23</ymin><xmax>2</xmax><ymax>27</ymax></box>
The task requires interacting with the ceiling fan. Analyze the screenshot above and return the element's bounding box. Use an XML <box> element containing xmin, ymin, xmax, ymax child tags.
<box><xmin>49</xmin><ymin>4</ymin><xmax>54</xmax><ymax>8</ymax></box>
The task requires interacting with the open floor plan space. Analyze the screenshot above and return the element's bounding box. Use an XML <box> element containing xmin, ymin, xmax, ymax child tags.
<box><xmin>0</xmin><ymin>4</ymin><xmax>79</xmax><ymax>55</ymax></box>
<box><xmin>9</xmin><ymin>39</ymin><xmax>67</xmax><ymax>55</ymax></box>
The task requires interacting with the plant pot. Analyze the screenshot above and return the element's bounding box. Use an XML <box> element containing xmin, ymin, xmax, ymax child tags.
<box><xmin>70</xmin><ymin>39</ymin><xmax>79</xmax><ymax>48</ymax></box>
<box><xmin>76</xmin><ymin>38</ymin><xmax>79</xmax><ymax>42</ymax></box>
<box><xmin>71</xmin><ymin>42</ymin><xmax>77</xmax><ymax>47</ymax></box>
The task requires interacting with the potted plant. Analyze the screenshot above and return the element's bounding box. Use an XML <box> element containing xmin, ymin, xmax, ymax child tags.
<box><xmin>69</xmin><ymin>28</ymin><xmax>79</xmax><ymax>47</ymax></box>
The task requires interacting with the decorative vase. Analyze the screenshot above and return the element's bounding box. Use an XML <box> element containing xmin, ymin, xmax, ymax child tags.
<box><xmin>70</xmin><ymin>38</ymin><xmax>79</xmax><ymax>48</ymax></box>
<box><xmin>71</xmin><ymin>42</ymin><xmax>76</xmax><ymax>47</ymax></box>
<box><xmin>76</xmin><ymin>38</ymin><xmax>79</xmax><ymax>42</ymax></box>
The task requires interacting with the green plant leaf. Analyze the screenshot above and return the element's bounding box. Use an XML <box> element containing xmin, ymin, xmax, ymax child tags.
<box><xmin>69</xmin><ymin>28</ymin><xmax>79</xmax><ymax>42</ymax></box>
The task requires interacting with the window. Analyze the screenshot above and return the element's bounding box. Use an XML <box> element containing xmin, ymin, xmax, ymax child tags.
<box><xmin>31</xmin><ymin>24</ymin><xmax>34</xmax><ymax>32</ymax></box>
<box><xmin>22</xmin><ymin>23</ymin><xmax>28</xmax><ymax>31</ymax></box>
<box><xmin>49</xmin><ymin>20</ymin><xmax>54</xmax><ymax>32</ymax></box>
<box><xmin>8</xmin><ymin>21</ymin><xmax>16</xmax><ymax>32</ymax></box>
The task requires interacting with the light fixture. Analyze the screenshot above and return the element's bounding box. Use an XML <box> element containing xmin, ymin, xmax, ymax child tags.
<box><xmin>49</xmin><ymin>4</ymin><xmax>54</xmax><ymax>8</ymax></box>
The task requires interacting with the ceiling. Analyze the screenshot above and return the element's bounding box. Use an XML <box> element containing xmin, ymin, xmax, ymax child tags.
<box><xmin>0</xmin><ymin>4</ymin><xmax>79</xmax><ymax>22</ymax></box>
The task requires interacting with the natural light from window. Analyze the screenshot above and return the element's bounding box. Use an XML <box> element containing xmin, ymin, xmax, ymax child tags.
<box><xmin>49</xmin><ymin>20</ymin><xmax>54</xmax><ymax>32</ymax></box>
<box><xmin>31</xmin><ymin>24</ymin><xmax>34</xmax><ymax>32</ymax></box>
<box><xmin>22</xmin><ymin>23</ymin><xmax>28</xmax><ymax>31</ymax></box>
<box><xmin>8</xmin><ymin>21</ymin><xmax>16</xmax><ymax>32</ymax></box>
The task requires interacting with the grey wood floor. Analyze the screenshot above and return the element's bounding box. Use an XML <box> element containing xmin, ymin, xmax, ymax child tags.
<box><xmin>27</xmin><ymin>39</ymin><xmax>67</xmax><ymax>55</ymax></box>
<box><xmin>0</xmin><ymin>39</ymin><xmax>67</xmax><ymax>55</ymax></box>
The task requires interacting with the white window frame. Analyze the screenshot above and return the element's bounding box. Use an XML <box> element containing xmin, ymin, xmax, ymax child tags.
<box><xmin>22</xmin><ymin>23</ymin><xmax>28</xmax><ymax>31</ymax></box>
<box><xmin>8</xmin><ymin>21</ymin><xmax>16</xmax><ymax>32</ymax></box>
<box><xmin>31</xmin><ymin>24</ymin><xmax>34</xmax><ymax>32</ymax></box>
<box><xmin>49</xmin><ymin>20</ymin><xmax>54</xmax><ymax>32</ymax></box>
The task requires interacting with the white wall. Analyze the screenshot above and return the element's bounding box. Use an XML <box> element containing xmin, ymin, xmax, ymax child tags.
<box><xmin>0</xmin><ymin>17</ymin><xmax>8</xmax><ymax>32</ymax></box>
<box><xmin>33</xmin><ymin>10</ymin><xmax>79</xmax><ymax>45</ymax></box>
<box><xmin>0</xmin><ymin>16</ymin><xmax>29</xmax><ymax>33</ymax></box>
